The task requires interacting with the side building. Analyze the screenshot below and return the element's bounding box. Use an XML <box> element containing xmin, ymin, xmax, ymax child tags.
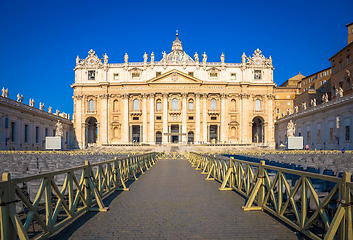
<box><xmin>72</xmin><ymin>34</ymin><xmax>276</xmax><ymax>149</ymax></box>
<box><xmin>0</xmin><ymin>90</ymin><xmax>72</xmax><ymax>150</ymax></box>
<box><xmin>275</xmin><ymin>22</ymin><xmax>353</xmax><ymax>150</ymax></box>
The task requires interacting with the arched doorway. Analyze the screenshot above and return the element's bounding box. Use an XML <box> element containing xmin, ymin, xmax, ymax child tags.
<box><xmin>171</xmin><ymin>125</ymin><xmax>179</xmax><ymax>143</ymax></box>
<box><xmin>86</xmin><ymin>117</ymin><xmax>97</xmax><ymax>144</ymax></box>
<box><xmin>188</xmin><ymin>131</ymin><xmax>194</xmax><ymax>143</ymax></box>
<box><xmin>252</xmin><ymin>117</ymin><xmax>264</xmax><ymax>143</ymax></box>
<box><xmin>209</xmin><ymin>125</ymin><xmax>218</xmax><ymax>143</ymax></box>
<box><xmin>132</xmin><ymin>125</ymin><xmax>140</xmax><ymax>143</ymax></box>
<box><xmin>156</xmin><ymin>131</ymin><xmax>162</xmax><ymax>143</ymax></box>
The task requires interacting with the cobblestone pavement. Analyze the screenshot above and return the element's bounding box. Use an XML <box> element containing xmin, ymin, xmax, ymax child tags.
<box><xmin>49</xmin><ymin>159</ymin><xmax>304</xmax><ymax>240</ymax></box>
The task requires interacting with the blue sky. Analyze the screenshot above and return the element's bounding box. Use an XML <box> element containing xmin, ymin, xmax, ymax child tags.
<box><xmin>0</xmin><ymin>0</ymin><xmax>352</xmax><ymax>115</ymax></box>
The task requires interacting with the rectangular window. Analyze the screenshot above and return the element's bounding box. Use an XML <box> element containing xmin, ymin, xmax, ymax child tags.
<box><xmin>66</xmin><ymin>132</ymin><xmax>68</xmax><ymax>143</ymax></box>
<box><xmin>230</xmin><ymin>73</ymin><xmax>236</xmax><ymax>80</ymax></box>
<box><xmin>276</xmin><ymin>108</ymin><xmax>279</xmax><ymax>113</ymax></box>
<box><xmin>188</xmin><ymin>116</ymin><xmax>194</xmax><ymax>120</ymax></box>
<box><xmin>188</xmin><ymin>72</ymin><xmax>194</xmax><ymax>77</ymax></box>
<box><xmin>11</xmin><ymin>122</ymin><xmax>16</xmax><ymax>142</ymax></box>
<box><xmin>133</xmin><ymin>117</ymin><xmax>139</xmax><ymax>120</ymax></box>
<box><xmin>156</xmin><ymin>102</ymin><xmax>162</xmax><ymax>111</ymax></box>
<box><xmin>156</xmin><ymin>72</ymin><xmax>161</xmax><ymax>77</ymax></box>
<box><xmin>287</xmin><ymin>102</ymin><xmax>291</xmax><ymax>105</ymax></box>
<box><xmin>36</xmin><ymin>127</ymin><xmax>39</xmax><ymax>143</ymax></box>
<box><xmin>254</xmin><ymin>70</ymin><xmax>261</xmax><ymax>80</ymax></box>
<box><xmin>45</xmin><ymin>128</ymin><xmax>48</xmax><ymax>137</ymax></box>
<box><xmin>132</xmin><ymin>73</ymin><xmax>140</xmax><ymax>79</ymax></box>
<box><xmin>114</xmin><ymin>73</ymin><xmax>119</xmax><ymax>80</ymax></box>
<box><xmin>25</xmin><ymin>125</ymin><xmax>29</xmax><ymax>143</ymax></box>
<box><xmin>339</xmin><ymin>62</ymin><xmax>342</xmax><ymax>69</ymax></box>
<box><xmin>156</xmin><ymin>116</ymin><xmax>162</xmax><ymax>120</ymax></box>
<box><xmin>211</xmin><ymin>117</ymin><xmax>217</xmax><ymax>120</ymax></box>
<box><xmin>210</xmin><ymin>72</ymin><xmax>218</xmax><ymax>78</ymax></box>
<box><xmin>317</xmin><ymin>129</ymin><xmax>321</xmax><ymax>142</ymax></box>
<box><xmin>307</xmin><ymin>131</ymin><xmax>310</xmax><ymax>143</ymax></box>
<box><xmin>348</xmin><ymin>56</ymin><xmax>351</xmax><ymax>64</ymax></box>
<box><xmin>330</xmin><ymin>128</ymin><xmax>334</xmax><ymax>141</ymax></box>
<box><xmin>53</xmin><ymin>130</ymin><xmax>56</xmax><ymax>136</ymax></box>
<box><xmin>88</xmin><ymin>71</ymin><xmax>95</xmax><ymax>80</ymax></box>
<box><xmin>332</xmin><ymin>66</ymin><xmax>335</xmax><ymax>73</ymax></box>
<box><xmin>346</xmin><ymin>126</ymin><xmax>350</xmax><ymax>141</ymax></box>
<box><xmin>188</xmin><ymin>101</ymin><xmax>193</xmax><ymax>110</ymax></box>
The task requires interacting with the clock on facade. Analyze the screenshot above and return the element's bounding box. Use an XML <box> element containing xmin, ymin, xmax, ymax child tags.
<box><xmin>254</xmin><ymin>57</ymin><xmax>262</xmax><ymax>64</ymax></box>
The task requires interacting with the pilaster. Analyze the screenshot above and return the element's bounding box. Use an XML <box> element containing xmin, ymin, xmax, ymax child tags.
<box><xmin>149</xmin><ymin>93</ymin><xmax>155</xmax><ymax>143</ymax></box>
<box><xmin>162</xmin><ymin>93</ymin><xmax>168</xmax><ymax>143</ymax></box>
<box><xmin>142</xmin><ymin>93</ymin><xmax>148</xmax><ymax>143</ymax></box>
<box><xmin>195</xmin><ymin>93</ymin><xmax>201</xmax><ymax>143</ymax></box>
<box><xmin>202</xmin><ymin>93</ymin><xmax>207</xmax><ymax>143</ymax></box>
<box><xmin>182</xmin><ymin>92</ymin><xmax>187</xmax><ymax>143</ymax></box>
<box><xmin>122</xmin><ymin>93</ymin><xmax>129</xmax><ymax>143</ymax></box>
<box><xmin>221</xmin><ymin>93</ymin><xmax>226</xmax><ymax>142</ymax></box>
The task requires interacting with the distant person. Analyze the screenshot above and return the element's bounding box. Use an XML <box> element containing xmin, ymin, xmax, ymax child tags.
<box><xmin>305</xmin><ymin>145</ymin><xmax>309</xmax><ymax>150</ymax></box>
<box><xmin>342</xmin><ymin>147</ymin><xmax>345</xmax><ymax>153</ymax></box>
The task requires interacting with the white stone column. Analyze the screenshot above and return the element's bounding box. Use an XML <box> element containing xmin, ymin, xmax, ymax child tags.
<box><xmin>75</xmin><ymin>95</ymin><xmax>83</xmax><ymax>148</ymax></box>
<box><xmin>142</xmin><ymin>94</ymin><xmax>148</xmax><ymax>143</ymax></box>
<box><xmin>182</xmin><ymin>92</ymin><xmax>187</xmax><ymax>143</ymax></box>
<box><xmin>220</xmin><ymin>93</ymin><xmax>226</xmax><ymax>142</ymax></box>
<box><xmin>149</xmin><ymin>93</ymin><xmax>155</xmax><ymax>144</ymax></box>
<box><xmin>162</xmin><ymin>93</ymin><xmax>168</xmax><ymax>143</ymax></box>
<box><xmin>195</xmin><ymin>93</ymin><xmax>201</xmax><ymax>144</ymax></box>
<box><xmin>99</xmin><ymin>94</ymin><xmax>108</xmax><ymax>145</ymax></box>
<box><xmin>202</xmin><ymin>93</ymin><xmax>207</xmax><ymax>143</ymax></box>
<box><xmin>240</xmin><ymin>93</ymin><xmax>250</xmax><ymax>143</ymax></box>
<box><xmin>123</xmin><ymin>94</ymin><xmax>129</xmax><ymax>143</ymax></box>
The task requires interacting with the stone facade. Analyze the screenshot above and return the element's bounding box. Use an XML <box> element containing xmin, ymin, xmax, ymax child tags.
<box><xmin>72</xmin><ymin>34</ymin><xmax>276</xmax><ymax>149</ymax></box>
<box><xmin>0</xmin><ymin>92</ymin><xmax>72</xmax><ymax>150</ymax></box>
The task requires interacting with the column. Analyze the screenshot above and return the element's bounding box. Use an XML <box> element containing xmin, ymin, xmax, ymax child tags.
<box><xmin>220</xmin><ymin>93</ymin><xmax>226</xmax><ymax>143</ymax></box>
<box><xmin>142</xmin><ymin>93</ymin><xmax>148</xmax><ymax>143</ymax></box>
<box><xmin>266</xmin><ymin>93</ymin><xmax>275</xmax><ymax>147</ymax></box>
<box><xmin>240</xmin><ymin>93</ymin><xmax>250</xmax><ymax>143</ymax></box>
<box><xmin>162</xmin><ymin>93</ymin><xmax>168</xmax><ymax>143</ymax></box>
<box><xmin>100</xmin><ymin>94</ymin><xmax>108</xmax><ymax>145</ymax></box>
<box><xmin>75</xmin><ymin>95</ymin><xmax>83</xmax><ymax>148</ymax></box>
<box><xmin>202</xmin><ymin>93</ymin><xmax>207</xmax><ymax>143</ymax></box>
<box><xmin>182</xmin><ymin>92</ymin><xmax>187</xmax><ymax>143</ymax></box>
<box><xmin>195</xmin><ymin>93</ymin><xmax>201</xmax><ymax>144</ymax></box>
<box><xmin>149</xmin><ymin>93</ymin><xmax>155</xmax><ymax>144</ymax></box>
<box><xmin>123</xmin><ymin>94</ymin><xmax>129</xmax><ymax>143</ymax></box>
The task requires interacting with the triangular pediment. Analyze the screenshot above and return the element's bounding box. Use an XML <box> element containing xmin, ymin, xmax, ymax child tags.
<box><xmin>147</xmin><ymin>69</ymin><xmax>203</xmax><ymax>84</ymax></box>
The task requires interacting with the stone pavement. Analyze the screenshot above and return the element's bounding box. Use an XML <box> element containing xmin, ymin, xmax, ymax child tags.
<box><xmin>49</xmin><ymin>158</ymin><xmax>304</xmax><ymax>240</ymax></box>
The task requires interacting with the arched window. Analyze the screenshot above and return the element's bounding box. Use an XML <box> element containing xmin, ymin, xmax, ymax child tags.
<box><xmin>133</xmin><ymin>99</ymin><xmax>139</xmax><ymax>110</ymax></box>
<box><xmin>172</xmin><ymin>98</ymin><xmax>178</xmax><ymax>110</ymax></box>
<box><xmin>210</xmin><ymin>99</ymin><xmax>216</xmax><ymax>110</ymax></box>
<box><xmin>188</xmin><ymin>100</ymin><xmax>194</xmax><ymax>110</ymax></box>
<box><xmin>89</xmin><ymin>100</ymin><xmax>95</xmax><ymax>111</ymax></box>
<box><xmin>255</xmin><ymin>99</ymin><xmax>261</xmax><ymax>111</ymax></box>
<box><xmin>231</xmin><ymin>99</ymin><xmax>236</xmax><ymax>110</ymax></box>
<box><xmin>156</xmin><ymin>99</ymin><xmax>162</xmax><ymax>111</ymax></box>
<box><xmin>113</xmin><ymin>100</ymin><xmax>119</xmax><ymax>112</ymax></box>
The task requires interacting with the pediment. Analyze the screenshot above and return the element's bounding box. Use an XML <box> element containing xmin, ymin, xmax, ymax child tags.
<box><xmin>147</xmin><ymin>69</ymin><xmax>203</xmax><ymax>84</ymax></box>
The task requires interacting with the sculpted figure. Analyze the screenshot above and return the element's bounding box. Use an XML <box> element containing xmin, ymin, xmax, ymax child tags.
<box><xmin>183</xmin><ymin>52</ymin><xmax>187</xmax><ymax>62</ymax></box>
<box><xmin>56</xmin><ymin>109</ymin><xmax>60</xmax><ymax>115</ymax></box>
<box><xmin>194</xmin><ymin>52</ymin><xmax>199</xmax><ymax>63</ymax></box>
<box><xmin>124</xmin><ymin>53</ymin><xmax>129</xmax><ymax>64</ymax></box>
<box><xmin>17</xmin><ymin>93</ymin><xmax>23</xmax><ymax>102</ymax></box>
<box><xmin>143</xmin><ymin>52</ymin><xmax>148</xmax><ymax>63</ymax></box>
<box><xmin>40</xmin><ymin>102</ymin><xmax>44</xmax><ymax>110</ymax></box>
<box><xmin>55</xmin><ymin>120</ymin><xmax>63</xmax><ymax>137</ymax></box>
<box><xmin>173</xmin><ymin>50</ymin><xmax>178</xmax><ymax>61</ymax></box>
<box><xmin>294</xmin><ymin>105</ymin><xmax>298</xmax><ymax>113</ymax></box>
<box><xmin>103</xmin><ymin>53</ymin><xmax>108</xmax><ymax>64</ymax></box>
<box><xmin>322</xmin><ymin>93</ymin><xmax>329</xmax><ymax>103</ymax></box>
<box><xmin>48</xmin><ymin>106</ymin><xmax>52</xmax><ymax>113</ymax></box>
<box><xmin>302</xmin><ymin>102</ymin><xmax>307</xmax><ymax>110</ymax></box>
<box><xmin>311</xmin><ymin>98</ymin><xmax>316</xmax><ymax>107</ymax></box>
<box><xmin>338</xmin><ymin>87</ymin><xmax>343</xmax><ymax>98</ymax></box>
<box><xmin>1</xmin><ymin>87</ymin><xmax>5</xmax><ymax>97</ymax></box>
<box><xmin>220</xmin><ymin>52</ymin><xmax>225</xmax><ymax>63</ymax></box>
<box><xmin>202</xmin><ymin>52</ymin><xmax>207</xmax><ymax>64</ymax></box>
<box><xmin>29</xmin><ymin>98</ymin><xmax>35</xmax><ymax>107</ymax></box>
<box><xmin>162</xmin><ymin>51</ymin><xmax>167</xmax><ymax>62</ymax></box>
<box><xmin>286</xmin><ymin>120</ymin><xmax>296</xmax><ymax>137</ymax></box>
<box><xmin>241</xmin><ymin>52</ymin><xmax>247</xmax><ymax>64</ymax></box>
<box><xmin>150</xmin><ymin>52</ymin><xmax>155</xmax><ymax>62</ymax></box>
<box><xmin>2</xmin><ymin>88</ymin><xmax>9</xmax><ymax>98</ymax></box>
<box><xmin>76</xmin><ymin>55</ymin><xmax>80</xmax><ymax>65</ymax></box>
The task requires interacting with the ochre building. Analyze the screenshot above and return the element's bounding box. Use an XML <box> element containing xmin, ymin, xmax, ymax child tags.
<box><xmin>72</xmin><ymin>34</ymin><xmax>276</xmax><ymax>149</ymax></box>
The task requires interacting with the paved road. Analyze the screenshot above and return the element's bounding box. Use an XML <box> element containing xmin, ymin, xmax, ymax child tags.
<box><xmin>49</xmin><ymin>158</ymin><xmax>303</xmax><ymax>239</ymax></box>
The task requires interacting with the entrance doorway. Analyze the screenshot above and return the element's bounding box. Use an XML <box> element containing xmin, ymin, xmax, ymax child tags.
<box><xmin>132</xmin><ymin>125</ymin><xmax>140</xmax><ymax>143</ymax></box>
<box><xmin>171</xmin><ymin>125</ymin><xmax>179</xmax><ymax>143</ymax></box>
<box><xmin>188</xmin><ymin>131</ymin><xmax>194</xmax><ymax>143</ymax></box>
<box><xmin>252</xmin><ymin>117</ymin><xmax>264</xmax><ymax>143</ymax></box>
<box><xmin>156</xmin><ymin>131</ymin><xmax>162</xmax><ymax>143</ymax></box>
<box><xmin>210</xmin><ymin>125</ymin><xmax>218</xmax><ymax>143</ymax></box>
<box><xmin>86</xmin><ymin>117</ymin><xmax>97</xmax><ymax>144</ymax></box>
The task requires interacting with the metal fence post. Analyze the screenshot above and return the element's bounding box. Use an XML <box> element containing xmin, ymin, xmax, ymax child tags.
<box><xmin>258</xmin><ymin>160</ymin><xmax>265</xmax><ymax>208</ymax></box>
<box><xmin>84</xmin><ymin>161</ymin><xmax>92</xmax><ymax>209</ymax></box>
<box><xmin>0</xmin><ymin>173</ymin><xmax>17</xmax><ymax>240</ymax></box>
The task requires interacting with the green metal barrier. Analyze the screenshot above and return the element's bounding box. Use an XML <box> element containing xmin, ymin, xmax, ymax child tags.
<box><xmin>188</xmin><ymin>152</ymin><xmax>353</xmax><ymax>240</ymax></box>
<box><xmin>0</xmin><ymin>152</ymin><xmax>158</xmax><ymax>240</ymax></box>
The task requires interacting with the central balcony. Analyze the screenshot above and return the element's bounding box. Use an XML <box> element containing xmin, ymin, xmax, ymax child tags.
<box><xmin>208</xmin><ymin>109</ymin><xmax>220</xmax><ymax>116</ymax></box>
<box><xmin>130</xmin><ymin>110</ymin><xmax>142</xmax><ymax>116</ymax></box>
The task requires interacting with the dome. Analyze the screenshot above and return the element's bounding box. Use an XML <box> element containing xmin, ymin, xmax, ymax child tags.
<box><xmin>160</xmin><ymin>33</ymin><xmax>194</xmax><ymax>63</ymax></box>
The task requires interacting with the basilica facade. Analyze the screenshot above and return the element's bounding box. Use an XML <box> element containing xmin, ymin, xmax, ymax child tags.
<box><xmin>72</xmin><ymin>34</ymin><xmax>276</xmax><ymax>149</ymax></box>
